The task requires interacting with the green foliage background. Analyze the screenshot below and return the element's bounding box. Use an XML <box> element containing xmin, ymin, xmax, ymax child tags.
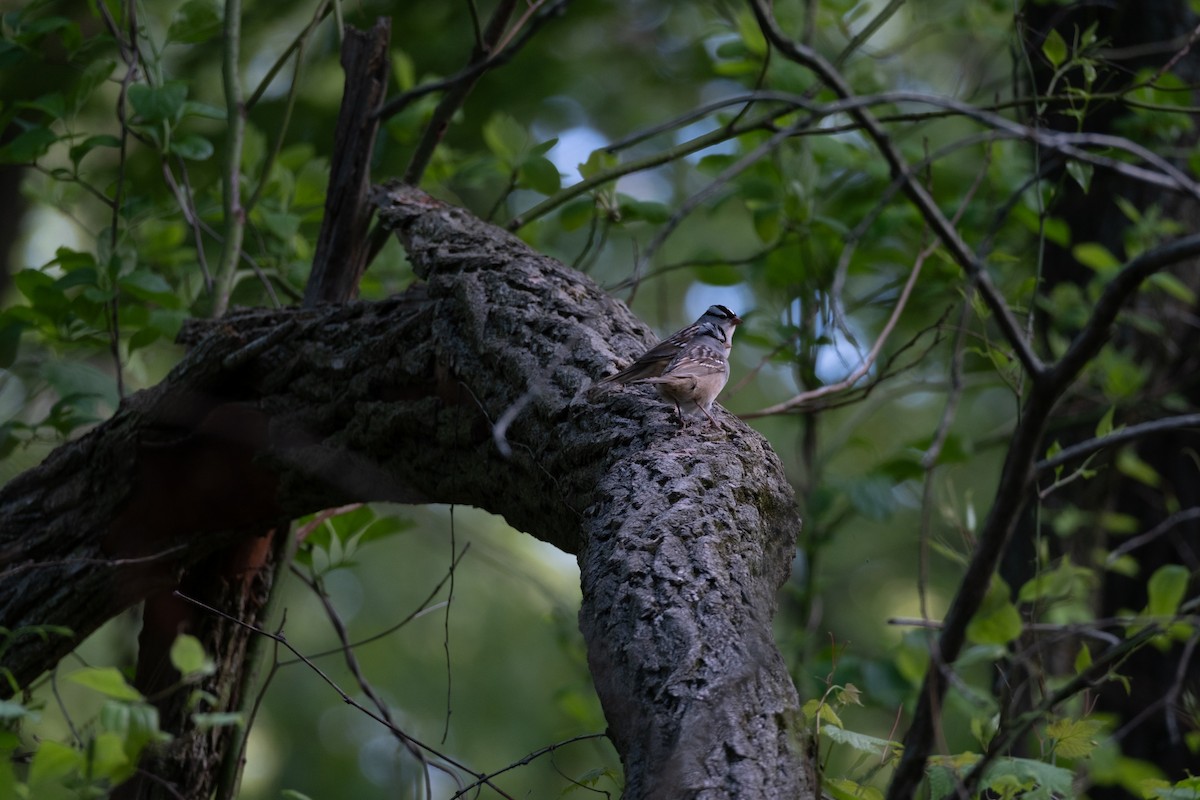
<box><xmin>1</xmin><ymin>0</ymin><xmax>1197</xmax><ymax>798</ymax></box>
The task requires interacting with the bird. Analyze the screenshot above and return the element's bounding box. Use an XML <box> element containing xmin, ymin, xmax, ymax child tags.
<box><xmin>594</xmin><ymin>304</ymin><xmax>743</xmax><ymax>426</ymax></box>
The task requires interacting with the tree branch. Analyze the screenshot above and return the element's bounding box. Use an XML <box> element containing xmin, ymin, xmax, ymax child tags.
<box><xmin>0</xmin><ymin>185</ymin><xmax>811</xmax><ymax>799</ymax></box>
<box><xmin>302</xmin><ymin>19</ymin><xmax>392</xmax><ymax>306</ymax></box>
<box><xmin>1036</xmin><ymin>412</ymin><xmax>1200</xmax><ymax>475</ymax></box>
<box><xmin>401</xmin><ymin>0</ymin><xmax>520</xmax><ymax>185</ymax></box>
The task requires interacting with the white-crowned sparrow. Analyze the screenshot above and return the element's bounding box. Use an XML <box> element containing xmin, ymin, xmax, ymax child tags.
<box><xmin>595</xmin><ymin>304</ymin><xmax>743</xmax><ymax>425</ymax></box>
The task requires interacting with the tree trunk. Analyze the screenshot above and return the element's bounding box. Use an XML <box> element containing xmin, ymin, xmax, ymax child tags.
<box><xmin>0</xmin><ymin>183</ymin><xmax>813</xmax><ymax>798</ymax></box>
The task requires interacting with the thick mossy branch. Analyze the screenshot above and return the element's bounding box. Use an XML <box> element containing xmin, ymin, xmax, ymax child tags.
<box><xmin>0</xmin><ymin>184</ymin><xmax>810</xmax><ymax>799</ymax></box>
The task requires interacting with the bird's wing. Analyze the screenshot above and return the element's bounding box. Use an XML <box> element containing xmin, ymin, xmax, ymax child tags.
<box><xmin>595</xmin><ymin>338</ymin><xmax>684</xmax><ymax>384</ymax></box>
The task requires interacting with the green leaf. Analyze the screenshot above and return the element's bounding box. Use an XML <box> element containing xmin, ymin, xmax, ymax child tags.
<box><xmin>148</xmin><ymin>308</ymin><xmax>188</xmax><ymax>339</ymax></box>
<box><xmin>170</xmin><ymin>634</ymin><xmax>215</xmax><ymax>677</ymax></box>
<box><xmin>1074</xmin><ymin>643</ymin><xmax>1093</xmax><ymax>674</ymax></box>
<box><xmin>19</xmin><ymin>92</ymin><xmax>67</xmax><ymax>118</ymax></box>
<box><xmin>1042</xmin><ymin>28</ymin><xmax>1068</xmax><ymax>67</ymax></box>
<box><xmin>982</xmin><ymin>756</ymin><xmax>1074</xmax><ymax>798</ymax></box>
<box><xmin>0</xmin><ymin>126</ymin><xmax>57</xmax><ymax>164</ymax></box>
<box><xmin>0</xmin><ymin>748</ymin><xmax>15</xmax><ymax>800</ymax></box>
<box><xmin>180</xmin><ymin>100</ymin><xmax>226</xmax><ymax>120</ymax></box>
<box><xmin>1116</xmin><ymin>448</ymin><xmax>1161</xmax><ymax>488</ymax></box>
<box><xmin>128</xmin><ymin>325</ymin><xmax>163</xmax><ymax>354</ymax></box>
<box><xmin>119</xmin><ymin>270</ymin><xmax>180</xmax><ymax>307</ymax></box>
<box><xmin>1066</xmin><ymin>160</ymin><xmax>1093</xmax><ymax>193</ymax></box>
<box><xmin>482</xmin><ymin>112</ymin><xmax>529</xmax><ymax>163</ymax></box>
<box><xmin>1072</xmin><ymin>242</ymin><xmax>1119</xmax><ymax>273</ymax></box>
<box><xmin>578</xmin><ymin>148</ymin><xmax>617</xmax><ymax>179</ymax></box>
<box><xmin>391</xmin><ymin>50</ymin><xmax>416</xmax><ymax>91</ymax></box>
<box><xmin>168</xmin><ymin>0</ymin><xmax>223</xmax><ymax>44</ymax></box>
<box><xmin>1046</xmin><ymin>717</ymin><xmax>1104</xmax><ymax>759</ymax></box>
<box><xmin>752</xmin><ymin>204</ymin><xmax>782</xmax><ymax>243</ymax></box>
<box><xmin>822</xmin><ymin>723</ymin><xmax>898</xmax><ymax>756</ymax></box>
<box><xmin>967</xmin><ymin>577</ymin><xmax>1023</xmax><ymax>646</ymax></box>
<box><xmin>89</xmin><ymin>730</ymin><xmax>131</xmax><ymax>781</ymax></box>
<box><xmin>845</xmin><ymin>476</ymin><xmax>896</xmax><ymax>522</ymax></box>
<box><xmin>1146</xmin><ymin>564</ymin><xmax>1188</xmax><ymax>617</ymax></box>
<box><xmin>68</xmin><ymin>58</ymin><xmax>117</xmax><ymax>114</ymax></box>
<box><xmin>169</xmin><ymin>133</ymin><xmax>214</xmax><ymax>161</ymax></box>
<box><xmin>259</xmin><ymin>209</ymin><xmax>301</xmax><ymax>241</ymax></box>
<box><xmin>801</xmin><ymin>698</ymin><xmax>843</xmax><ymax>728</ymax></box>
<box><xmin>825</xmin><ymin>777</ymin><xmax>884</xmax><ymax>800</ymax></box>
<box><xmin>357</xmin><ymin>515</ymin><xmax>415</xmax><ymax>546</ymax></box>
<box><xmin>1147</xmin><ymin>272</ymin><xmax>1197</xmax><ymax>305</ymax></box>
<box><xmin>693</xmin><ymin>263</ymin><xmax>745</xmax><ymax>286</ymax></box>
<box><xmin>1017</xmin><ymin>559</ymin><xmax>1096</xmax><ymax>604</ymax></box>
<box><xmin>327</xmin><ymin>505</ymin><xmax>375</xmax><ymax>542</ymax></box>
<box><xmin>69</xmin><ymin>133</ymin><xmax>121</xmax><ymax>168</ymax></box>
<box><xmin>68</xmin><ymin>666</ymin><xmax>144</xmax><ymax>701</ymax></box>
<box><xmin>29</xmin><ymin>740</ymin><xmax>82</xmax><ymax>788</ymax></box>
<box><xmin>735</xmin><ymin>10</ymin><xmax>768</xmax><ymax>57</ymax></box>
<box><xmin>128</xmin><ymin>81</ymin><xmax>188</xmax><ymax>125</ymax></box>
<box><xmin>529</xmin><ymin>138</ymin><xmax>558</xmax><ymax>159</ymax></box>
<box><xmin>559</xmin><ymin>198</ymin><xmax>595</xmax><ymax>231</ymax></box>
<box><xmin>1142</xmin><ymin>775</ymin><xmax>1200</xmax><ymax>800</ymax></box>
<box><xmin>42</xmin><ymin>360</ymin><xmax>119</xmax><ymax>410</ymax></box>
<box><xmin>1095</xmin><ymin>406</ymin><xmax>1116</xmax><ymax>438</ymax></box>
<box><xmin>518</xmin><ymin>155</ymin><xmax>562</xmax><ymax>195</ymax></box>
<box><xmin>0</xmin><ymin>316</ymin><xmax>24</xmax><ymax>369</ymax></box>
<box><xmin>617</xmin><ymin>197</ymin><xmax>669</xmax><ymax>224</ymax></box>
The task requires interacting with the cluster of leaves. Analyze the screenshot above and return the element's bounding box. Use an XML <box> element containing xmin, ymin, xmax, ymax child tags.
<box><xmin>0</xmin><ymin>0</ymin><xmax>331</xmax><ymax>460</ymax></box>
<box><xmin>0</xmin><ymin>632</ymin><xmax>222</xmax><ymax>799</ymax></box>
<box><xmin>804</xmin><ymin>557</ymin><xmax>1197</xmax><ymax>799</ymax></box>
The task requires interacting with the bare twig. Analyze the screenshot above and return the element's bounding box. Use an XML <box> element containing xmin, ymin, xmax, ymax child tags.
<box><xmin>449</xmin><ymin>733</ymin><xmax>611</xmax><ymax>799</ymax></box>
<box><xmin>244</xmin><ymin>3</ymin><xmax>319</xmax><ymax>217</ymax></box>
<box><xmin>402</xmin><ymin>0</ymin><xmax>520</xmax><ymax>185</ymax></box>
<box><xmin>291</xmin><ymin>566</ymin><xmax>440</xmax><ymax>799</ymax></box>
<box><xmin>175</xmin><ymin>589</ymin><xmax>516</xmax><ymax>799</ymax></box>
<box><xmin>629</xmin><ymin>115</ymin><xmax>813</xmax><ymax>302</ymax></box>
<box><xmin>441</xmin><ymin>508</ymin><xmax>457</xmax><ymax>746</ymax></box>
<box><xmin>374</xmin><ymin>0</ymin><xmax>569</xmax><ymax>124</ymax></box>
<box><xmin>1106</xmin><ymin>506</ymin><xmax>1200</xmax><ymax>566</ymax></box>
<box><xmin>740</xmin><ymin>235</ymin><xmax>927</xmax><ymax>417</ymax></box>
<box><xmin>213</xmin><ymin>0</ymin><xmax>247</xmax><ymax>317</ymax></box>
<box><xmin>1036</xmin><ymin>413</ymin><xmax>1200</xmax><ymax>475</ymax></box>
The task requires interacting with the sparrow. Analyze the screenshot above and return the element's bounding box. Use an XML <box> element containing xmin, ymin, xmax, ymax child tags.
<box><xmin>595</xmin><ymin>304</ymin><xmax>742</xmax><ymax>426</ymax></box>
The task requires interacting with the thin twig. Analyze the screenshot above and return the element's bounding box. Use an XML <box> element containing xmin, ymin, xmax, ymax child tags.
<box><xmin>402</xmin><ymin>0</ymin><xmax>520</xmax><ymax>185</ymax></box>
<box><xmin>1036</xmin><ymin>414</ymin><xmax>1200</xmax><ymax>475</ymax></box>
<box><xmin>628</xmin><ymin>115</ymin><xmax>813</xmax><ymax>302</ymax></box>
<box><xmin>741</xmin><ymin>229</ymin><xmax>934</xmax><ymax>418</ymax></box>
<box><xmin>441</xmin><ymin>507</ymin><xmax>456</xmax><ymax>746</ymax></box>
<box><xmin>213</xmin><ymin>0</ymin><xmax>247</xmax><ymax>317</ymax></box>
<box><xmin>374</xmin><ymin>0</ymin><xmax>569</xmax><ymax>124</ymax></box>
<box><xmin>174</xmin><ymin>589</ymin><xmax>517</xmax><ymax>799</ymax></box>
<box><xmin>291</xmin><ymin>566</ymin><xmax>440</xmax><ymax>799</ymax></box>
<box><xmin>449</xmin><ymin>733</ymin><xmax>611</xmax><ymax>799</ymax></box>
<box><xmin>160</xmin><ymin>158</ymin><xmax>213</xmax><ymax>292</ymax></box>
<box><xmin>1106</xmin><ymin>506</ymin><xmax>1200</xmax><ymax>565</ymax></box>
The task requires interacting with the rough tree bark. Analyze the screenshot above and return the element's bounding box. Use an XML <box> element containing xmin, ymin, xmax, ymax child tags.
<box><xmin>0</xmin><ymin>184</ymin><xmax>812</xmax><ymax>798</ymax></box>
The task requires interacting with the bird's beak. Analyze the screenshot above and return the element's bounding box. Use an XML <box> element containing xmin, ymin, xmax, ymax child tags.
<box><xmin>731</xmin><ymin>312</ymin><xmax>744</xmax><ymax>326</ymax></box>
